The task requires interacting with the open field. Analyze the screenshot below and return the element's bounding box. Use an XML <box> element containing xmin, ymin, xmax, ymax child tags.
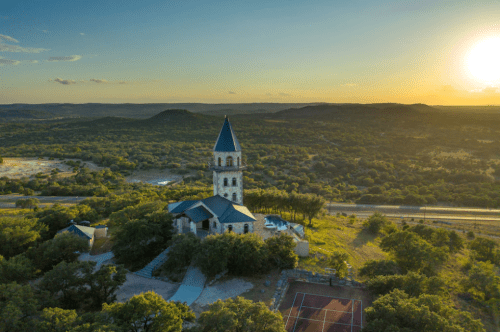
<box><xmin>0</xmin><ymin>157</ymin><xmax>102</xmax><ymax>179</ymax></box>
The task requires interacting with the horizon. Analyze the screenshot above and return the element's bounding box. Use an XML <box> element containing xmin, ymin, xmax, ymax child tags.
<box><xmin>2</xmin><ymin>0</ymin><xmax>500</xmax><ymax>105</ymax></box>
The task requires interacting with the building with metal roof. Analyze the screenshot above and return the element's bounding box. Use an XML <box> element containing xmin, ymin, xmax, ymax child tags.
<box><xmin>168</xmin><ymin>116</ymin><xmax>255</xmax><ymax>235</ymax></box>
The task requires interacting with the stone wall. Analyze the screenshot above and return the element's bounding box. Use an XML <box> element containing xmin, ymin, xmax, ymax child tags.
<box><xmin>213</xmin><ymin>170</ymin><xmax>243</xmax><ymax>204</ymax></box>
<box><xmin>269</xmin><ymin>269</ymin><xmax>364</xmax><ymax>312</ymax></box>
<box><xmin>222</xmin><ymin>221</ymin><xmax>254</xmax><ymax>234</ymax></box>
<box><xmin>294</xmin><ymin>240</ymin><xmax>309</xmax><ymax>257</ymax></box>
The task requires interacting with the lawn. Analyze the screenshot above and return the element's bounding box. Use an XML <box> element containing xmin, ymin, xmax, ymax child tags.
<box><xmin>297</xmin><ymin>214</ymin><xmax>387</xmax><ymax>276</ymax></box>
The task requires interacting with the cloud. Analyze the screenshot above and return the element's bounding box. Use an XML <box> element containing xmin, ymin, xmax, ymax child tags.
<box><xmin>53</xmin><ymin>77</ymin><xmax>77</xmax><ymax>85</ymax></box>
<box><xmin>228</xmin><ymin>91</ymin><xmax>236</xmax><ymax>94</ymax></box>
<box><xmin>342</xmin><ymin>83</ymin><xmax>357</xmax><ymax>87</ymax></box>
<box><xmin>47</xmin><ymin>55</ymin><xmax>82</xmax><ymax>62</ymax></box>
<box><xmin>0</xmin><ymin>34</ymin><xmax>19</xmax><ymax>43</ymax></box>
<box><xmin>0</xmin><ymin>56</ymin><xmax>20</xmax><ymax>66</ymax></box>
<box><xmin>118</xmin><ymin>81</ymin><xmax>128</xmax><ymax>84</ymax></box>
<box><xmin>90</xmin><ymin>78</ymin><xmax>108</xmax><ymax>83</ymax></box>
<box><xmin>41</xmin><ymin>30</ymin><xmax>48</xmax><ymax>33</ymax></box>
<box><xmin>27</xmin><ymin>60</ymin><xmax>38</xmax><ymax>64</ymax></box>
<box><xmin>80</xmin><ymin>33</ymin><xmax>85</xmax><ymax>36</ymax></box>
<box><xmin>278</xmin><ymin>92</ymin><xmax>291</xmax><ymax>97</ymax></box>
<box><xmin>0</xmin><ymin>34</ymin><xmax>49</xmax><ymax>53</ymax></box>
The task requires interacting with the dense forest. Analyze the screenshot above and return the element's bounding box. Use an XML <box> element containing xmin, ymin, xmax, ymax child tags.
<box><xmin>1</xmin><ymin>104</ymin><xmax>500</xmax><ymax>207</ymax></box>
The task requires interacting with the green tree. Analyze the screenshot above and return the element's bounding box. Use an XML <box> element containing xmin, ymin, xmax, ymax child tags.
<box><xmin>112</xmin><ymin>212</ymin><xmax>174</xmax><ymax>270</ymax></box>
<box><xmin>0</xmin><ymin>254</ymin><xmax>36</xmax><ymax>284</ymax></box>
<box><xmin>38</xmin><ymin>261</ymin><xmax>95</xmax><ymax>310</ymax></box>
<box><xmin>469</xmin><ymin>237</ymin><xmax>499</xmax><ymax>264</ymax></box>
<box><xmin>363</xmin><ymin>289</ymin><xmax>485</xmax><ymax>332</ymax></box>
<box><xmin>102</xmin><ymin>291</ymin><xmax>194</xmax><ymax>332</ymax></box>
<box><xmin>0</xmin><ymin>282</ymin><xmax>39</xmax><ymax>332</ymax></box>
<box><xmin>26</xmin><ymin>233</ymin><xmax>89</xmax><ymax>273</ymax></box>
<box><xmin>380</xmin><ymin>231</ymin><xmax>448</xmax><ymax>275</ymax></box>
<box><xmin>358</xmin><ymin>259</ymin><xmax>401</xmax><ymax>279</ymax></box>
<box><xmin>264</xmin><ymin>233</ymin><xmax>298</xmax><ymax>270</ymax></box>
<box><xmin>366</xmin><ymin>272</ymin><xmax>448</xmax><ymax>298</ymax></box>
<box><xmin>36</xmin><ymin>307</ymin><xmax>78</xmax><ymax>332</ymax></box>
<box><xmin>86</xmin><ymin>264</ymin><xmax>127</xmax><ymax>310</ymax></box>
<box><xmin>327</xmin><ymin>251</ymin><xmax>349</xmax><ymax>278</ymax></box>
<box><xmin>303</xmin><ymin>194</ymin><xmax>325</xmax><ymax>227</ymax></box>
<box><xmin>196</xmin><ymin>296</ymin><xmax>286</xmax><ymax>332</ymax></box>
<box><xmin>0</xmin><ymin>217</ymin><xmax>45</xmax><ymax>258</ymax></box>
<box><xmin>461</xmin><ymin>261</ymin><xmax>500</xmax><ymax>301</ymax></box>
<box><xmin>161</xmin><ymin>233</ymin><xmax>201</xmax><ymax>275</ymax></box>
<box><xmin>362</xmin><ymin>212</ymin><xmax>395</xmax><ymax>235</ymax></box>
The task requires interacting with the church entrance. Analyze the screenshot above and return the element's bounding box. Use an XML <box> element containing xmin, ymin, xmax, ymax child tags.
<box><xmin>202</xmin><ymin>219</ymin><xmax>209</xmax><ymax>230</ymax></box>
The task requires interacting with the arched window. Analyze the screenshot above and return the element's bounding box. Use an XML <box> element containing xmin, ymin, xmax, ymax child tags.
<box><xmin>226</xmin><ymin>156</ymin><xmax>233</xmax><ymax>166</ymax></box>
<box><xmin>244</xmin><ymin>224</ymin><xmax>249</xmax><ymax>234</ymax></box>
<box><xmin>218</xmin><ymin>157</ymin><xmax>222</xmax><ymax>166</ymax></box>
<box><xmin>228</xmin><ymin>225</ymin><xmax>233</xmax><ymax>232</ymax></box>
<box><xmin>237</xmin><ymin>157</ymin><xmax>240</xmax><ymax>166</ymax></box>
<box><xmin>232</xmin><ymin>178</ymin><xmax>237</xmax><ymax>186</ymax></box>
<box><xmin>224</xmin><ymin>178</ymin><xmax>228</xmax><ymax>186</ymax></box>
<box><xmin>232</xmin><ymin>193</ymin><xmax>237</xmax><ymax>201</ymax></box>
<box><xmin>224</xmin><ymin>193</ymin><xmax>228</xmax><ymax>198</ymax></box>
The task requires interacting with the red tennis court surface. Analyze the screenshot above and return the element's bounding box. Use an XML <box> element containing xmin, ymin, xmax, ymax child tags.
<box><xmin>282</xmin><ymin>292</ymin><xmax>362</xmax><ymax>332</ymax></box>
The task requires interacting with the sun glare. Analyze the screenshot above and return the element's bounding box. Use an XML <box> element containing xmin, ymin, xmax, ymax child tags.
<box><xmin>466</xmin><ymin>37</ymin><xmax>500</xmax><ymax>84</ymax></box>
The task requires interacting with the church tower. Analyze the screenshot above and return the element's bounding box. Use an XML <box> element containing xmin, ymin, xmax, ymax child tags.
<box><xmin>210</xmin><ymin>116</ymin><xmax>244</xmax><ymax>204</ymax></box>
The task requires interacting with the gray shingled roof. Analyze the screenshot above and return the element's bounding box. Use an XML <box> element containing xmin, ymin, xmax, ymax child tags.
<box><xmin>184</xmin><ymin>206</ymin><xmax>213</xmax><ymax>223</ymax></box>
<box><xmin>169</xmin><ymin>195</ymin><xmax>256</xmax><ymax>224</ymax></box>
<box><xmin>57</xmin><ymin>224</ymin><xmax>95</xmax><ymax>239</ymax></box>
<box><xmin>169</xmin><ymin>200</ymin><xmax>198</xmax><ymax>214</ymax></box>
<box><xmin>213</xmin><ymin>117</ymin><xmax>242</xmax><ymax>152</ymax></box>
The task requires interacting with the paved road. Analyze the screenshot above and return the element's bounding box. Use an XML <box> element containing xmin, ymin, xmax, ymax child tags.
<box><xmin>333</xmin><ymin>211</ymin><xmax>500</xmax><ymax>222</ymax></box>
<box><xmin>327</xmin><ymin>203</ymin><xmax>500</xmax><ymax>215</ymax></box>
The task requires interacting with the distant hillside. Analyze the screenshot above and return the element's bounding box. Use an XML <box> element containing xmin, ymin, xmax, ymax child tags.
<box><xmin>147</xmin><ymin>109</ymin><xmax>203</xmax><ymax>123</ymax></box>
<box><xmin>0</xmin><ymin>103</ymin><xmax>325</xmax><ymax>119</ymax></box>
<box><xmin>271</xmin><ymin>103</ymin><xmax>428</xmax><ymax>120</ymax></box>
<box><xmin>0</xmin><ymin>109</ymin><xmax>55</xmax><ymax>120</ymax></box>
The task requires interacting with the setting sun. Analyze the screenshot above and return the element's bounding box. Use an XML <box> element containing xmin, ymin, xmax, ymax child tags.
<box><xmin>466</xmin><ymin>37</ymin><xmax>500</xmax><ymax>84</ymax></box>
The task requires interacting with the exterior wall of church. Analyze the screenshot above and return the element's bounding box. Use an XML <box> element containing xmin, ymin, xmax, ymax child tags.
<box><xmin>222</xmin><ymin>222</ymin><xmax>254</xmax><ymax>234</ymax></box>
<box><xmin>213</xmin><ymin>170</ymin><xmax>243</xmax><ymax>204</ymax></box>
<box><xmin>213</xmin><ymin>151</ymin><xmax>242</xmax><ymax>167</ymax></box>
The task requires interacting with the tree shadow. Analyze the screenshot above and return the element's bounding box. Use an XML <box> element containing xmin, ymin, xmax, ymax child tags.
<box><xmin>352</xmin><ymin>228</ymin><xmax>379</xmax><ymax>248</ymax></box>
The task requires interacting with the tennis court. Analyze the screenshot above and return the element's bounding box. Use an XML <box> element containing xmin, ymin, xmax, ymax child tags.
<box><xmin>282</xmin><ymin>292</ymin><xmax>363</xmax><ymax>332</ymax></box>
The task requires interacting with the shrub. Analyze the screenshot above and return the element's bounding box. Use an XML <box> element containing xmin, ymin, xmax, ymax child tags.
<box><xmin>358</xmin><ymin>259</ymin><xmax>401</xmax><ymax>279</ymax></box>
<box><xmin>363</xmin><ymin>212</ymin><xmax>395</xmax><ymax>235</ymax></box>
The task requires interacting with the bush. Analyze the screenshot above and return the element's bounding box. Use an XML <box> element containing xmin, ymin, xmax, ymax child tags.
<box><xmin>159</xmin><ymin>233</ymin><xmax>201</xmax><ymax>279</ymax></box>
<box><xmin>358</xmin><ymin>259</ymin><xmax>401</xmax><ymax>279</ymax></box>
<box><xmin>363</xmin><ymin>212</ymin><xmax>396</xmax><ymax>235</ymax></box>
<box><xmin>366</xmin><ymin>272</ymin><xmax>448</xmax><ymax>298</ymax></box>
<box><xmin>264</xmin><ymin>233</ymin><xmax>298</xmax><ymax>270</ymax></box>
<box><xmin>468</xmin><ymin>237</ymin><xmax>499</xmax><ymax>264</ymax></box>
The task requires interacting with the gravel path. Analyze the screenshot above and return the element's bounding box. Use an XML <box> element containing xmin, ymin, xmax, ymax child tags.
<box><xmin>115</xmin><ymin>273</ymin><xmax>180</xmax><ymax>303</ymax></box>
<box><xmin>78</xmin><ymin>251</ymin><xmax>115</xmax><ymax>269</ymax></box>
<box><xmin>194</xmin><ymin>278</ymin><xmax>254</xmax><ymax>306</ymax></box>
<box><xmin>168</xmin><ymin>265</ymin><xmax>207</xmax><ymax>305</ymax></box>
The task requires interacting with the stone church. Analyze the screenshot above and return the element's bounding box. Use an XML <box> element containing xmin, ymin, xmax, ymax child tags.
<box><xmin>168</xmin><ymin>117</ymin><xmax>256</xmax><ymax>235</ymax></box>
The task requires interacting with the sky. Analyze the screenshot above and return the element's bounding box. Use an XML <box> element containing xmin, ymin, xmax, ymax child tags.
<box><xmin>1</xmin><ymin>0</ymin><xmax>500</xmax><ymax>105</ymax></box>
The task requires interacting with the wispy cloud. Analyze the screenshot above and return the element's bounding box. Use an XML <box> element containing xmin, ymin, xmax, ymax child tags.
<box><xmin>0</xmin><ymin>34</ymin><xmax>49</xmax><ymax>53</ymax></box>
<box><xmin>27</xmin><ymin>60</ymin><xmax>39</xmax><ymax>63</ymax></box>
<box><xmin>118</xmin><ymin>81</ymin><xmax>128</xmax><ymax>84</ymax></box>
<box><xmin>90</xmin><ymin>78</ymin><xmax>108</xmax><ymax>83</ymax></box>
<box><xmin>0</xmin><ymin>34</ymin><xmax>19</xmax><ymax>43</ymax></box>
<box><xmin>278</xmin><ymin>92</ymin><xmax>291</xmax><ymax>97</ymax></box>
<box><xmin>41</xmin><ymin>30</ymin><xmax>48</xmax><ymax>33</ymax></box>
<box><xmin>0</xmin><ymin>56</ymin><xmax>20</xmax><ymax>66</ymax></box>
<box><xmin>228</xmin><ymin>91</ymin><xmax>236</xmax><ymax>94</ymax></box>
<box><xmin>80</xmin><ymin>33</ymin><xmax>85</xmax><ymax>36</ymax></box>
<box><xmin>47</xmin><ymin>55</ymin><xmax>82</xmax><ymax>62</ymax></box>
<box><xmin>53</xmin><ymin>77</ymin><xmax>77</xmax><ymax>85</ymax></box>
<box><xmin>341</xmin><ymin>83</ymin><xmax>357</xmax><ymax>87</ymax></box>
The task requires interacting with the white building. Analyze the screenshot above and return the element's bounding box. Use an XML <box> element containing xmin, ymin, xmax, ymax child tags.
<box><xmin>168</xmin><ymin>116</ymin><xmax>256</xmax><ymax>235</ymax></box>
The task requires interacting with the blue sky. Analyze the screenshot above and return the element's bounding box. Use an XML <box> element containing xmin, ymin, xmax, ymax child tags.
<box><xmin>1</xmin><ymin>0</ymin><xmax>500</xmax><ymax>104</ymax></box>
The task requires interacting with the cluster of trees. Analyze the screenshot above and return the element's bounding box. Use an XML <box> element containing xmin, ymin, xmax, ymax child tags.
<box><xmin>244</xmin><ymin>189</ymin><xmax>325</xmax><ymax>226</ymax></box>
<box><xmin>2</xmin><ymin>107</ymin><xmax>500</xmax><ymax>208</ymax></box>
<box><xmin>160</xmin><ymin>232</ymin><xmax>298</xmax><ymax>278</ymax></box>
<box><xmin>356</xmin><ymin>212</ymin><xmax>500</xmax><ymax>331</ymax></box>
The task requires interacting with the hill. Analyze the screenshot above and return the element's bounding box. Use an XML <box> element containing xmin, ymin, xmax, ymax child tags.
<box><xmin>0</xmin><ymin>109</ymin><xmax>55</xmax><ymax>121</ymax></box>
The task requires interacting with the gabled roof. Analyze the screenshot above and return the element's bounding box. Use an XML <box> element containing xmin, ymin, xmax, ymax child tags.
<box><xmin>169</xmin><ymin>195</ymin><xmax>256</xmax><ymax>224</ymax></box>
<box><xmin>168</xmin><ymin>200</ymin><xmax>198</xmax><ymax>214</ymax></box>
<box><xmin>213</xmin><ymin>117</ymin><xmax>242</xmax><ymax>152</ymax></box>
<box><xmin>57</xmin><ymin>224</ymin><xmax>95</xmax><ymax>239</ymax></box>
<box><xmin>184</xmin><ymin>206</ymin><xmax>213</xmax><ymax>223</ymax></box>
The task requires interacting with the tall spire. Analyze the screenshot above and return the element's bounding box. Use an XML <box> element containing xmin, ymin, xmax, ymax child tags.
<box><xmin>213</xmin><ymin>117</ymin><xmax>242</xmax><ymax>152</ymax></box>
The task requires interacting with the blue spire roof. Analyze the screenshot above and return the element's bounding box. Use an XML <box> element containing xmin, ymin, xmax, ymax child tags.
<box><xmin>213</xmin><ymin>116</ymin><xmax>242</xmax><ymax>152</ymax></box>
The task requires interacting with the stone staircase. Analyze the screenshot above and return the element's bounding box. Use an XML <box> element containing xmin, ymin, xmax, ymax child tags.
<box><xmin>134</xmin><ymin>247</ymin><xmax>171</xmax><ymax>279</ymax></box>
